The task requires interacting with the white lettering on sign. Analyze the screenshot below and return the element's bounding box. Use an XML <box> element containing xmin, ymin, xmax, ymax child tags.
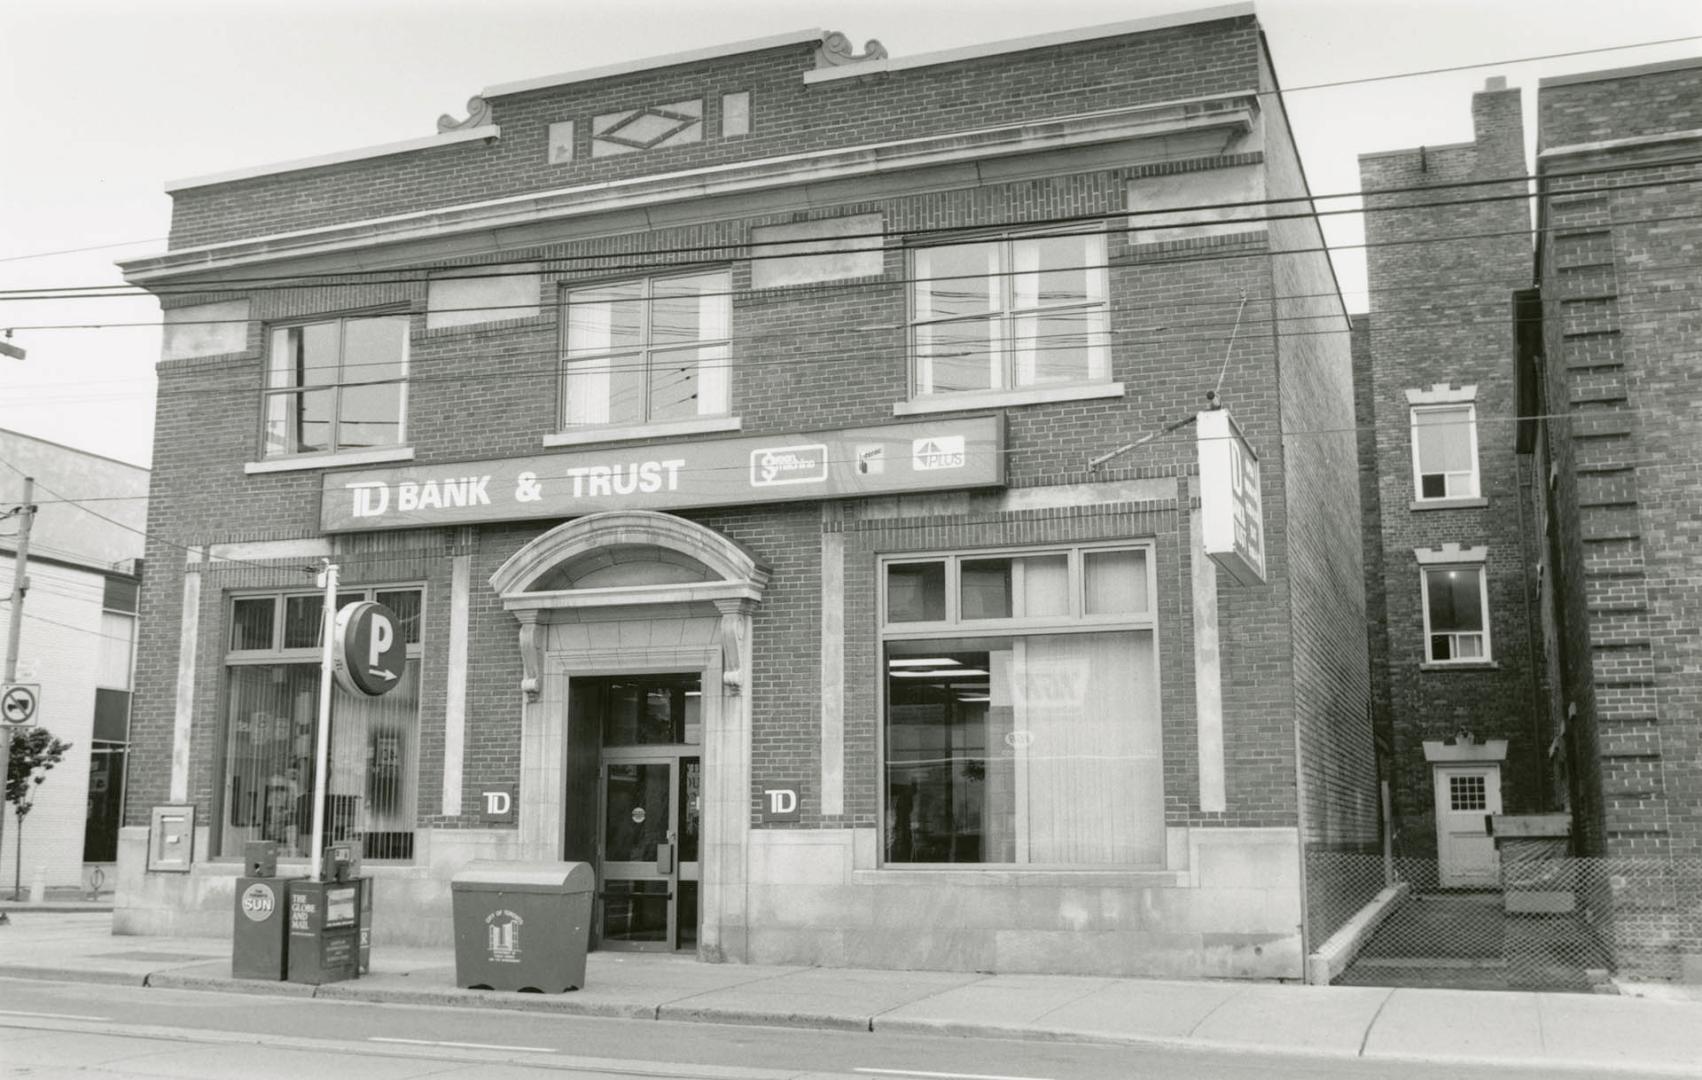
<box><xmin>750</xmin><ymin>444</ymin><xmax>828</xmax><ymax>486</ymax></box>
<box><xmin>240</xmin><ymin>882</ymin><xmax>276</xmax><ymax>922</ymax></box>
<box><xmin>367</xmin><ymin>615</ymin><xmax>394</xmax><ymax>671</ymax></box>
<box><xmin>396</xmin><ymin>477</ymin><xmax>492</xmax><ymax>512</ymax></box>
<box><xmin>565</xmin><ymin>460</ymin><xmax>686</xmax><ymax>498</ymax></box>
<box><xmin>913</xmin><ymin>436</ymin><xmax>966</xmax><ymax>471</ymax></box>
<box><xmin>483</xmin><ymin>790</ymin><xmax>512</xmax><ymax>816</ymax></box>
<box><xmin>347</xmin><ymin>481</ymin><xmax>390</xmax><ymax>518</ymax></box>
<box><xmin>766</xmin><ymin>789</ymin><xmax>797</xmax><ymax>814</ymax></box>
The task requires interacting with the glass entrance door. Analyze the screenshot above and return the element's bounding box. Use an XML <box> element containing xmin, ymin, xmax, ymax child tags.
<box><xmin>599</xmin><ymin>754</ymin><xmax>699</xmax><ymax>950</ymax></box>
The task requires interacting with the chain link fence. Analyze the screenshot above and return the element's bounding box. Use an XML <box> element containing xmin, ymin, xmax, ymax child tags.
<box><xmin>1313</xmin><ymin>851</ymin><xmax>1702</xmax><ymax>992</ymax></box>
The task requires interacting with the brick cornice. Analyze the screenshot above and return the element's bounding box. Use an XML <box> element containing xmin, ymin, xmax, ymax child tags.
<box><xmin>120</xmin><ymin>96</ymin><xmax>1257</xmax><ymax>288</ymax></box>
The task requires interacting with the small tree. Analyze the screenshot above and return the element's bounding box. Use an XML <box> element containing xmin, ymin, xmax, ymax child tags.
<box><xmin>7</xmin><ymin>728</ymin><xmax>72</xmax><ymax>900</ymax></box>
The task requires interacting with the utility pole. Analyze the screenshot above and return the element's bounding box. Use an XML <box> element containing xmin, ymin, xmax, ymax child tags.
<box><xmin>2</xmin><ymin>477</ymin><xmax>38</xmax><ymax>910</ymax></box>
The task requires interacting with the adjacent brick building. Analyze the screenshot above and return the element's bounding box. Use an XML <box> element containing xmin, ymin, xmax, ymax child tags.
<box><xmin>1356</xmin><ymin>80</ymin><xmax>1548</xmax><ymax>887</ymax></box>
<box><xmin>1360</xmin><ymin>57</ymin><xmax>1702</xmax><ymax>982</ymax></box>
<box><xmin>114</xmin><ymin>6</ymin><xmax>1374</xmax><ymax>979</ymax></box>
<box><xmin>1525</xmin><ymin>57</ymin><xmax>1702</xmax><ymax>981</ymax></box>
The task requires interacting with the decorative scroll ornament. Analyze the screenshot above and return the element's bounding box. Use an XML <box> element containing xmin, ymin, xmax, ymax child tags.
<box><xmin>515</xmin><ymin>610</ymin><xmax>543</xmax><ymax>702</ymax></box>
<box><xmin>816</xmin><ymin>31</ymin><xmax>888</xmax><ymax>68</ymax></box>
<box><xmin>713</xmin><ymin>597</ymin><xmax>756</xmax><ymax>696</ymax></box>
<box><xmin>438</xmin><ymin>96</ymin><xmax>493</xmax><ymax>133</ymax></box>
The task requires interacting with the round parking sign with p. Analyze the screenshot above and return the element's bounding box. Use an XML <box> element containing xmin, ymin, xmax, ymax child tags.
<box><xmin>332</xmin><ymin>601</ymin><xmax>406</xmax><ymax>697</ymax></box>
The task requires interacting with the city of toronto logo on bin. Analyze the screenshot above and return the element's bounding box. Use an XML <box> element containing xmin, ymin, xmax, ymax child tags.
<box><xmin>240</xmin><ymin>882</ymin><xmax>277</xmax><ymax>922</ymax></box>
<box><xmin>486</xmin><ymin>909</ymin><xmax>523</xmax><ymax>963</ymax></box>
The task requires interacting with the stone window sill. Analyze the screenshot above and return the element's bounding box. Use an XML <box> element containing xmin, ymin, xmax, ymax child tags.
<box><xmin>245</xmin><ymin>445</ymin><xmax>414</xmax><ymax>475</ymax></box>
<box><xmin>893</xmin><ymin>382</ymin><xmax>1125</xmax><ymax>416</ymax></box>
<box><xmin>543</xmin><ymin>415</ymin><xmax>742</xmax><ymax>447</ymax></box>
<box><xmin>1421</xmin><ymin>661</ymin><xmax>1501</xmax><ymax>672</ymax></box>
<box><xmin>1410</xmin><ymin>496</ymin><xmax>1488</xmax><ymax>511</ymax></box>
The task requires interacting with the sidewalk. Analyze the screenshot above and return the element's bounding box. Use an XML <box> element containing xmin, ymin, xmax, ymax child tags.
<box><xmin>2</xmin><ymin>908</ymin><xmax>1700</xmax><ymax>1075</ymax></box>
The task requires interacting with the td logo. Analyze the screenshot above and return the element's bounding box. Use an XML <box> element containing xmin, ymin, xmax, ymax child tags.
<box><xmin>761</xmin><ymin>783</ymin><xmax>801</xmax><ymax>823</ymax></box>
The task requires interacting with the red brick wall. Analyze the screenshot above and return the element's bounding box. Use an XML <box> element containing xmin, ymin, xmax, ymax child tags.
<box><xmin>1262</xmin><ymin>57</ymin><xmax>1376</xmax><ymax>944</ymax></box>
<box><xmin>1359</xmin><ymin>85</ymin><xmax>1546</xmax><ymax>862</ymax></box>
<box><xmin>166</xmin><ymin>17</ymin><xmax>1262</xmax><ymax>248</ymax></box>
<box><xmin>127</xmin><ymin>22</ymin><xmax>1368</xmax><ymax>893</ymax></box>
<box><xmin>1536</xmin><ymin>62</ymin><xmax>1702</xmax><ymax>869</ymax></box>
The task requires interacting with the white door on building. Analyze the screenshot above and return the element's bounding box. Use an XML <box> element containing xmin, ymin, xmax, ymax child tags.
<box><xmin>1434</xmin><ymin>765</ymin><xmax>1502</xmax><ymax>888</ymax></box>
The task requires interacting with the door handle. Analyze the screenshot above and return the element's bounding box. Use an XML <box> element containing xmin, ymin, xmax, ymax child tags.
<box><xmin>656</xmin><ymin>841</ymin><xmax>674</xmax><ymax>875</ymax></box>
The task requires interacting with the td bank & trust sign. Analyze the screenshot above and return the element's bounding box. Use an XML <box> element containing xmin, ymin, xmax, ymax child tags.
<box><xmin>320</xmin><ymin>416</ymin><xmax>1002</xmax><ymax>533</ymax></box>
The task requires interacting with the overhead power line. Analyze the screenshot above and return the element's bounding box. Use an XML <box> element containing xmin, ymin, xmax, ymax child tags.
<box><xmin>1</xmin><ymin>29</ymin><xmax>1693</xmax><ymax>272</ymax></box>
<box><xmin>5</xmin><ymin>152</ymin><xmax>1700</xmax><ymax>305</ymax></box>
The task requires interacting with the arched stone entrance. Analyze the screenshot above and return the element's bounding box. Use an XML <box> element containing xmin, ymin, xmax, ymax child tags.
<box><xmin>489</xmin><ymin>511</ymin><xmax>768</xmax><ymax>957</ymax></box>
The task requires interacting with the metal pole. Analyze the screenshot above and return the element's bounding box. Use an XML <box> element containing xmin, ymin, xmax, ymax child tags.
<box><xmin>1382</xmin><ymin>778</ymin><xmax>1396</xmax><ymax>887</ymax></box>
<box><xmin>2</xmin><ymin>477</ymin><xmax>37</xmax><ymax>889</ymax></box>
<box><xmin>309</xmin><ymin>558</ymin><xmax>338</xmax><ymax>883</ymax></box>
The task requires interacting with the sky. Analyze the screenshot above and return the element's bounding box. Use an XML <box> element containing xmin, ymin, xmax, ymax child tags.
<box><xmin>1</xmin><ymin>0</ymin><xmax>1699</xmax><ymax>469</ymax></box>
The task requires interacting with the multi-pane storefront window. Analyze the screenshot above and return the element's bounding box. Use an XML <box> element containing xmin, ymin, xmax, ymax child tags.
<box><xmin>881</xmin><ymin>544</ymin><xmax>1163</xmax><ymax>867</ymax></box>
<box><xmin>219</xmin><ymin>587</ymin><xmax>423</xmax><ymax>860</ymax></box>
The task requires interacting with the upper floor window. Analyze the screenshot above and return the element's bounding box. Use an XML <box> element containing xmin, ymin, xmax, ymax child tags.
<box><xmin>909</xmin><ymin>231</ymin><xmax>1108</xmax><ymax>397</ymax></box>
<box><xmin>263</xmin><ymin>315</ymin><xmax>408</xmax><ymax>458</ymax></box>
<box><xmin>1411</xmin><ymin>403</ymin><xmax>1479</xmax><ymax>500</ymax></box>
<box><xmin>1422</xmin><ymin>565</ymin><xmax>1491</xmax><ymax>663</ymax></box>
<box><xmin>561</xmin><ymin>271</ymin><xmax>730</xmax><ymax>428</ymax></box>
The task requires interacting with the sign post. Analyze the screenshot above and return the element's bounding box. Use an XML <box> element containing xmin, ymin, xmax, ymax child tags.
<box><xmin>309</xmin><ymin>560</ymin><xmax>339</xmax><ymax>883</ymax></box>
<box><xmin>1</xmin><ymin>477</ymin><xmax>36</xmax><ymax>900</ymax></box>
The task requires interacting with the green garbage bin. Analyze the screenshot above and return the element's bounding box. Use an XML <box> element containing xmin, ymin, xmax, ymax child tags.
<box><xmin>451</xmin><ymin>861</ymin><xmax>594</xmax><ymax>992</ymax></box>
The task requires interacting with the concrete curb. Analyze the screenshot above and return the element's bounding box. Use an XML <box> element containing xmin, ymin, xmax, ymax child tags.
<box><xmin>314</xmin><ymin>982</ymin><xmax>656</xmax><ymax>1019</ymax></box>
<box><xmin>1306</xmin><ymin>882</ymin><xmax>1409</xmax><ymax>985</ymax></box>
<box><xmin>0</xmin><ymin>965</ymin><xmax>145</xmax><ymax>987</ymax></box>
<box><xmin>657</xmin><ymin>1003</ymin><xmax>872</xmax><ymax>1032</ymax></box>
<box><xmin>147</xmin><ymin>970</ymin><xmax>317</xmax><ymax>996</ymax></box>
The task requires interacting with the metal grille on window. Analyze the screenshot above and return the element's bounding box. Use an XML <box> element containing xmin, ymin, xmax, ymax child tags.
<box><xmin>220</xmin><ymin>586</ymin><xmax>423</xmax><ymax>861</ymax></box>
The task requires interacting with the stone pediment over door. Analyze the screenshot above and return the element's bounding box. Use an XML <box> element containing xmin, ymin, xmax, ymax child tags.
<box><xmin>489</xmin><ymin>510</ymin><xmax>771</xmax><ymax>700</ymax></box>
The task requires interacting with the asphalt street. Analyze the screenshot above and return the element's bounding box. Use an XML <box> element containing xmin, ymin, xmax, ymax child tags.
<box><xmin>0</xmin><ymin>977</ymin><xmax>1689</xmax><ymax>1080</ymax></box>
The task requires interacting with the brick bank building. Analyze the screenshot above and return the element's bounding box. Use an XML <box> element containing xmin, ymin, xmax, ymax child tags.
<box><xmin>115</xmin><ymin>6</ymin><xmax>1375</xmax><ymax>980</ymax></box>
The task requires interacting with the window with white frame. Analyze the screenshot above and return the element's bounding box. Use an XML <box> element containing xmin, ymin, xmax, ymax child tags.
<box><xmin>219</xmin><ymin>586</ymin><xmax>424</xmax><ymax>861</ymax></box>
<box><xmin>263</xmin><ymin>314</ymin><xmax>409</xmax><ymax>458</ymax></box>
<box><xmin>1422</xmin><ymin>565</ymin><xmax>1491</xmax><ymax>663</ymax></box>
<box><xmin>1411</xmin><ymin>403</ymin><xmax>1479</xmax><ymax>500</ymax></box>
<box><xmin>909</xmin><ymin>231</ymin><xmax>1109</xmax><ymax>397</ymax></box>
<box><xmin>561</xmin><ymin>270</ymin><xmax>731</xmax><ymax>428</ymax></box>
<box><xmin>880</xmin><ymin>544</ymin><xmax>1163</xmax><ymax>867</ymax></box>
